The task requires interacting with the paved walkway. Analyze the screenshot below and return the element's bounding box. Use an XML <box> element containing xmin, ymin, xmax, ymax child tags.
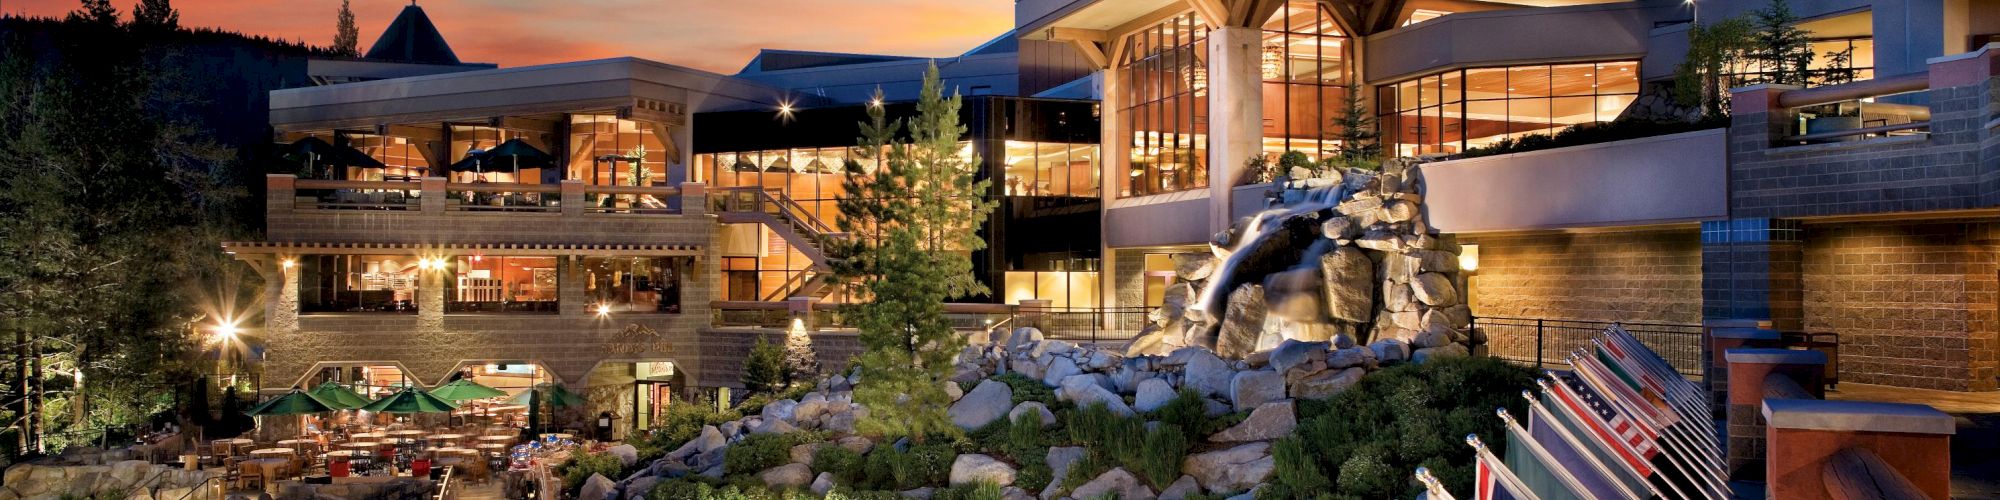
<box><xmin>1826</xmin><ymin>383</ymin><xmax>2000</xmax><ymax>499</ymax></box>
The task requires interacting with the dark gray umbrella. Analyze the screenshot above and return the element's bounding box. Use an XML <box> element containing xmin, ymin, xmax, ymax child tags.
<box><xmin>280</xmin><ymin>137</ymin><xmax>385</xmax><ymax>179</ymax></box>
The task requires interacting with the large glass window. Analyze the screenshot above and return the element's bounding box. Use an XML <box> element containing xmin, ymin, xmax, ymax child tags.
<box><xmin>299</xmin><ymin>255</ymin><xmax>420</xmax><ymax>314</ymax></box>
<box><xmin>1119</xmin><ymin>12</ymin><xmax>1209</xmax><ymax>197</ymax></box>
<box><xmin>583</xmin><ymin>257</ymin><xmax>685</xmax><ymax>313</ymax></box>
<box><xmin>345</xmin><ymin>133</ymin><xmax>433</xmax><ymax>181</ymax></box>
<box><xmin>1259</xmin><ymin>1</ymin><xmax>1350</xmax><ymax>167</ymax></box>
<box><xmin>1002</xmin><ymin>141</ymin><xmax>1099</xmax><ymax>197</ymax></box>
<box><xmin>446</xmin><ymin>256</ymin><xmax>558</xmax><ymax>313</ymax></box>
<box><xmin>1379</xmin><ymin>61</ymin><xmax>1639</xmax><ymax>156</ymax></box>
<box><xmin>449</xmin><ymin>125</ymin><xmax>555</xmax><ymax>184</ymax></box>
<box><xmin>568</xmin><ymin>114</ymin><xmax>671</xmax><ymax>188</ymax></box>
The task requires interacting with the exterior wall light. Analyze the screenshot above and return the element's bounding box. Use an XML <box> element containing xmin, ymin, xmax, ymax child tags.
<box><xmin>280</xmin><ymin>259</ymin><xmax>295</xmax><ymax>269</ymax></box>
<box><xmin>595</xmin><ymin>304</ymin><xmax>613</xmax><ymax>316</ymax></box>
<box><xmin>1459</xmin><ymin>244</ymin><xmax>1480</xmax><ymax>273</ymax></box>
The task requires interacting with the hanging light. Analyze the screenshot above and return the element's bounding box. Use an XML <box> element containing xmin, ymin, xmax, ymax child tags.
<box><xmin>1261</xmin><ymin>43</ymin><xmax>1284</xmax><ymax>80</ymax></box>
<box><xmin>1190</xmin><ymin>65</ymin><xmax>1208</xmax><ymax>96</ymax></box>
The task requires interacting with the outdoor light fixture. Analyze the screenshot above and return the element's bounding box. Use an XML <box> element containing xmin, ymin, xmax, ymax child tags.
<box><xmin>280</xmin><ymin>259</ymin><xmax>295</xmax><ymax>269</ymax></box>
<box><xmin>1459</xmin><ymin>244</ymin><xmax>1480</xmax><ymax>273</ymax></box>
<box><xmin>213</xmin><ymin>322</ymin><xmax>239</xmax><ymax>341</ymax></box>
<box><xmin>869</xmin><ymin>98</ymin><xmax>883</xmax><ymax>108</ymax></box>
<box><xmin>595</xmin><ymin>304</ymin><xmax>612</xmax><ymax>316</ymax></box>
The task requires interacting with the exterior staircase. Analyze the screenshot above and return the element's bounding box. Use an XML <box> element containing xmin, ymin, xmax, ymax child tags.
<box><xmin>713</xmin><ymin>187</ymin><xmax>846</xmax><ymax>301</ymax></box>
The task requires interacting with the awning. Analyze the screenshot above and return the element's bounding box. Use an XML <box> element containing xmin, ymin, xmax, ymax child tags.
<box><xmin>221</xmin><ymin>241</ymin><xmax>702</xmax><ymax>257</ymax></box>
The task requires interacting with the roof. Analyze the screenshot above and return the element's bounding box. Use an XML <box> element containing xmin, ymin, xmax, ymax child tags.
<box><xmin>365</xmin><ymin>4</ymin><xmax>460</xmax><ymax>65</ymax></box>
<box><xmin>737</xmin><ymin>49</ymin><xmax>919</xmax><ymax>74</ymax></box>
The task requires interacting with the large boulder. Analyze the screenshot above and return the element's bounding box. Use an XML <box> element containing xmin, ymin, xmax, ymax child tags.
<box><xmin>948</xmin><ymin>454</ymin><xmax>1016</xmax><ymax>487</ymax></box>
<box><xmin>1268</xmin><ymin>340</ymin><xmax>1329</xmax><ymax>380</ymax></box>
<box><xmin>1173</xmin><ymin>253</ymin><xmax>1216</xmax><ymax>281</ymax></box>
<box><xmin>1413</xmin><ymin>343</ymin><xmax>1470</xmax><ymax>364</ymax></box>
<box><xmin>1160</xmin><ymin>475</ymin><xmax>1203</xmax><ymax>500</ymax></box>
<box><xmin>790</xmin><ymin>443</ymin><xmax>825</xmax><ymax>467</ymax></box>
<box><xmin>1412</xmin><ymin>273</ymin><xmax>1458</xmax><ymax>306</ymax></box>
<box><xmin>1215</xmin><ymin>284</ymin><xmax>1269</xmax><ymax>359</ymax></box>
<box><xmin>1041</xmin><ymin>356</ymin><xmax>1083</xmax><ymax>387</ymax></box>
<box><xmin>761</xmin><ymin>399</ymin><xmax>799</xmax><ymax>424</ymax></box>
<box><xmin>1069</xmin><ymin>467</ymin><xmax>1156</xmax><ymax>500</ymax></box>
<box><xmin>1228</xmin><ymin>370</ymin><xmax>1286</xmax><ymax>412</ymax></box>
<box><xmin>1060</xmin><ymin>375</ymin><xmax>1135</xmax><ymax>417</ymax></box>
<box><xmin>1289</xmin><ymin>366</ymin><xmax>1365</xmax><ymax>400</ymax></box>
<box><xmin>760</xmin><ymin>463</ymin><xmax>814</xmax><ymax>489</ymax></box>
<box><xmin>1370</xmin><ymin>339</ymin><xmax>1410</xmax><ymax>364</ymax></box>
<box><xmin>694</xmin><ymin>425</ymin><xmax>727</xmax><ymax>453</ymax></box>
<box><xmin>950</xmin><ymin>379</ymin><xmax>1015</xmax><ymax>430</ymax></box>
<box><xmin>1174</xmin><ymin>348</ymin><xmax>1234</xmax><ymax>398</ymax></box>
<box><xmin>811</xmin><ymin>472</ymin><xmax>836</xmax><ymax>496</ymax></box>
<box><xmin>1007</xmin><ymin>401</ymin><xmax>1056</xmax><ymax>427</ymax></box>
<box><xmin>1182</xmin><ymin>442</ymin><xmax>1275</xmax><ymax>494</ymax></box>
<box><xmin>1133</xmin><ymin>378</ymin><xmax>1178</xmax><ymax>413</ymax></box>
<box><xmin>604</xmin><ymin>444</ymin><xmax>639</xmax><ymax>467</ymax></box>
<box><xmin>795</xmin><ymin>392</ymin><xmax>829</xmax><ymax>423</ymax></box>
<box><xmin>579</xmin><ymin>473</ymin><xmax>617</xmax><ymax>500</ymax></box>
<box><xmin>1319</xmin><ymin>247</ymin><xmax>1375</xmax><ymax>322</ymax></box>
<box><xmin>1007</xmin><ymin>327</ymin><xmax>1045</xmax><ymax>351</ymax></box>
<box><xmin>1042</xmin><ymin>447</ymin><xmax>1087</xmax><ymax>499</ymax></box>
<box><xmin>1208</xmin><ymin>400</ymin><xmax>1296</xmax><ymax>442</ymax></box>
<box><xmin>1326</xmin><ymin>347</ymin><xmax>1372</xmax><ymax>370</ymax></box>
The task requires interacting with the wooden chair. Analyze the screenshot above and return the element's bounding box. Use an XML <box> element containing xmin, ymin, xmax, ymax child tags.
<box><xmin>235</xmin><ymin>461</ymin><xmax>264</xmax><ymax>491</ymax></box>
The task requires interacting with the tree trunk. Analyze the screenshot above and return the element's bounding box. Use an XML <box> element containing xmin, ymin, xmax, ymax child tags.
<box><xmin>14</xmin><ymin>327</ymin><xmax>26</xmax><ymax>452</ymax></box>
<box><xmin>29</xmin><ymin>330</ymin><xmax>42</xmax><ymax>453</ymax></box>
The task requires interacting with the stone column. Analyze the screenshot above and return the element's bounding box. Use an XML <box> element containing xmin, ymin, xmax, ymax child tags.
<box><xmin>261</xmin><ymin>258</ymin><xmax>300</xmax><ymax>392</ymax></box>
<box><xmin>1763</xmin><ymin>399</ymin><xmax>1954</xmax><ymax>499</ymax></box>
<box><xmin>419</xmin><ymin>260</ymin><xmax>444</xmax><ymax>333</ymax></box>
<box><xmin>680</xmin><ymin>182</ymin><xmax>707</xmax><ymax>216</ymax></box>
<box><xmin>1724</xmin><ymin>348</ymin><xmax>1826</xmax><ymax>480</ymax></box>
<box><xmin>420</xmin><ymin>177</ymin><xmax>446</xmax><ymax>215</ymax></box>
<box><xmin>1701</xmin><ymin>218</ymin><xmax>1803</xmax><ymax>331</ymax></box>
<box><xmin>1206</xmin><ymin>26</ymin><xmax>1264</xmax><ymax>235</ymax></box>
<box><xmin>266</xmin><ymin>174</ymin><xmax>296</xmax><ymax>217</ymax></box>
<box><xmin>559</xmin><ymin>256</ymin><xmax>587</xmax><ymax>317</ymax></box>
<box><xmin>560</xmin><ymin>180</ymin><xmax>585</xmax><ymax>217</ymax></box>
<box><xmin>1707</xmin><ymin>327</ymin><xmax>1780</xmax><ymax>419</ymax></box>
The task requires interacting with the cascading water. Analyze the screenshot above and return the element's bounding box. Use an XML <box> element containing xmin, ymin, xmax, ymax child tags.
<box><xmin>1186</xmin><ymin>178</ymin><xmax>1357</xmax><ymax>325</ymax></box>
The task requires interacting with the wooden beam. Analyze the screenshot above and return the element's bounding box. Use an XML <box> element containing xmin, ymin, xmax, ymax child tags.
<box><xmin>1181</xmin><ymin>0</ymin><xmax>1227</xmax><ymax>28</ymax></box>
<box><xmin>1070</xmin><ymin>39</ymin><xmax>1110</xmax><ymax>69</ymax></box>
<box><xmin>1045</xmin><ymin>27</ymin><xmax>1108</xmax><ymax>44</ymax></box>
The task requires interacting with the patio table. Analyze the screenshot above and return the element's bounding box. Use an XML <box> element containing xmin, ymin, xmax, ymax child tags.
<box><xmin>324</xmin><ymin>450</ymin><xmax>369</xmax><ymax>459</ymax></box>
<box><xmin>339</xmin><ymin>441</ymin><xmax>379</xmax><ymax>450</ymax></box>
<box><xmin>387</xmin><ymin>430</ymin><xmax>427</xmax><ymax>437</ymax></box>
<box><xmin>248</xmin><ymin>448</ymin><xmax>294</xmax><ymax>458</ymax></box>
<box><xmin>350</xmin><ymin>432</ymin><xmax>385</xmax><ymax>440</ymax></box>
<box><xmin>244</xmin><ymin>457</ymin><xmax>289</xmax><ymax>482</ymax></box>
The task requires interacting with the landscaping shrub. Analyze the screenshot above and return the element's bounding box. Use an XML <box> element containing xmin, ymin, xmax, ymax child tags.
<box><xmin>724</xmin><ymin>431</ymin><xmax>827</xmax><ymax>476</ymax></box>
<box><xmin>1262</xmin><ymin>437</ymin><xmax>1332</xmax><ymax>498</ymax></box>
<box><xmin>558</xmin><ymin>450</ymin><xmax>623</xmax><ymax>494</ymax></box>
<box><xmin>989</xmin><ymin>372</ymin><xmax>1056</xmax><ymax>407</ymax></box>
<box><xmin>812</xmin><ymin>443</ymin><xmax>865</xmax><ymax>481</ymax></box>
<box><xmin>1458</xmin><ymin>116</ymin><xmax>1728</xmax><ymax>159</ymax></box>
<box><xmin>1127</xmin><ymin>423</ymin><xmax>1189</xmax><ymax>486</ymax></box>
<box><xmin>902</xmin><ymin>441</ymin><xmax>958</xmax><ymax>488</ymax></box>
<box><xmin>1285</xmin><ymin>356</ymin><xmax>1536</xmax><ymax>498</ymax></box>
<box><xmin>932</xmin><ymin>481</ymin><xmax>1005</xmax><ymax>500</ymax></box>
<box><xmin>1148</xmin><ymin>388</ymin><xmax>1234</xmax><ymax>436</ymax></box>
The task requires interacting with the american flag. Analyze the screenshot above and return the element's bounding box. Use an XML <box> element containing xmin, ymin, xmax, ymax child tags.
<box><xmin>1551</xmin><ymin>372</ymin><xmax>1658</xmax><ymax>471</ymax></box>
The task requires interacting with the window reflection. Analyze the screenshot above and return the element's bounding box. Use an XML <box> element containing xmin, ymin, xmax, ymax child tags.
<box><xmin>1003</xmin><ymin>141</ymin><xmax>1099</xmax><ymax>197</ymax></box>
<box><xmin>567</xmin><ymin>114</ymin><xmax>670</xmax><ymax>188</ymax></box>
<box><xmin>446</xmin><ymin>256</ymin><xmax>558</xmax><ymax>313</ymax></box>
<box><xmin>1379</xmin><ymin>61</ymin><xmax>1640</xmax><ymax>156</ymax></box>
<box><xmin>1120</xmin><ymin>12</ymin><xmax>1208</xmax><ymax>197</ymax></box>
<box><xmin>300</xmin><ymin>255</ymin><xmax>420</xmax><ymax>314</ymax></box>
<box><xmin>584</xmin><ymin>257</ymin><xmax>684</xmax><ymax>313</ymax></box>
<box><xmin>1258</xmin><ymin>1</ymin><xmax>1350</xmax><ymax>169</ymax></box>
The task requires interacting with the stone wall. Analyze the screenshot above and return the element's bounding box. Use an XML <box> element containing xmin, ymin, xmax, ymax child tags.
<box><xmin>1801</xmin><ymin>220</ymin><xmax>2000</xmax><ymax>391</ymax></box>
<box><xmin>1460</xmin><ymin>228</ymin><xmax>1703</xmax><ymax>324</ymax></box>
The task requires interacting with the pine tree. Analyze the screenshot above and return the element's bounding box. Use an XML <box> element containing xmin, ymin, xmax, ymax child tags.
<box><xmin>741</xmin><ymin>336</ymin><xmax>785</xmax><ymax>394</ymax></box>
<box><xmin>1329</xmin><ymin>82</ymin><xmax>1380</xmax><ymax>165</ymax></box>
<box><xmin>332</xmin><ymin>0</ymin><xmax>361</xmax><ymax>57</ymax></box>
<box><xmin>70</xmin><ymin>0</ymin><xmax>119</xmax><ymax>24</ymax></box>
<box><xmin>1749</xmin><ymin>0</ymin><xmax>1813</xmax><ymax>86</ymax></box>
<box><xmin>783</xmin><ymin>319</ymin><xmax>819</xmax><ymax>384</ymax></box>
<box><xmin>832</xmin><ymin>63</ymin><xmax>997</xmax><ymax>442</ymax></box>
<box><xmin>1672</xmin><ymin>18</ymin><xmax>1756</xmax><ymax>117</ymax></box>
<box><xmin>131</xmin><ymin>0</ymin><xmax>179</xmax><ymax>31</ymax></box>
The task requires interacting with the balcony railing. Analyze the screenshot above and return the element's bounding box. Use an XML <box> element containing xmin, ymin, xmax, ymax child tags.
<box><xmin>293</xmin><ymin>179</ymin><xmax>421</xmax><ymax>210</ymax></box>
<box><xmin>447</xmin><ymin>183</ymin><xmax>559</xmax><ymax>213</ymax></box>
<box><xmin>1472</xmin><ymin>316</ymin><xmax>1708</xmax><ymax>380</ymax></box>
<box><xmin>271</xmin><ymin>176</ymin><xmax>694</xmax><ymax>217</ymax></box>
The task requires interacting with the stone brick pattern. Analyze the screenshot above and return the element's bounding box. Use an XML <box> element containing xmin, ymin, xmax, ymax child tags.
<box><xmin>1461</xmin><ymin>228</ymin><xmax>1703</xmax><ymax>324</ymax></box>
<box><xmin>1728</xmin><ymin>76</ymin><xmax>1998</xmax><ymax>218</ymax></box>
<box><xmin>1801</xmin><ymin>221</ymin><xmax>2000</xmax><ymax>391</ymax></box>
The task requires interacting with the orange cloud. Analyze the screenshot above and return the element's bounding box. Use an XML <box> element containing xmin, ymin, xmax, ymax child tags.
<box><xmin>4</xmin><ymin>0</ymin><xmax>1014</xmax><ymax>73</ymax></box>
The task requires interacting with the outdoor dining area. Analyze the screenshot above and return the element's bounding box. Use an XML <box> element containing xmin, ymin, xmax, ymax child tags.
<box><xmin>200</xmin><ymin>378</ymin><xmax>594</xmax><ymax>495</ymax></box>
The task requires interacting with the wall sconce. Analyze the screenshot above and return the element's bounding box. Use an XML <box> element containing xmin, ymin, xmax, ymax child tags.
<box><xmin>1459</xmin><ymin>244</ymin><xmax>1480</xmax><ymax>273</ymax></box>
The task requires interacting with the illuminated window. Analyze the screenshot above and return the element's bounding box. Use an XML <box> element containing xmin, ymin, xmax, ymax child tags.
<box><xmin>1257</xmin><ymin>1</ymin><xmax>1351</xmax><ymax>171</ymax></box>
<box><xmin>1003</xmin><ymin>141</ymin><xmax>1099</xmax><ymax>197</ymax></box>
<box><xmin>1118</xmin><ymin>12</ymin><xmax>1210</xmax><ymax>197</ymax></box>
<box><xmin>446</xmin><ymin>256</ymin><xmax>558</xmax><ymax>313</ymax></box>
<box><xmin>1378</xmin><ymin>61</ymin><xmax>1640</xmax><ymax>156</ymax></box>
<box><xmin>1142</xmin><ymin>253</ymin><xmax>1178</xmax><ymax>307</ymax></box>
<box><xmin>583</xmin><ymin>257</ymin><xmax>685</xmax><ymax>313</ymax></box>
<box><xmin>298</xmin><ymin>255</ymin><xmax>421</xmax><ymax>314</ymax></box>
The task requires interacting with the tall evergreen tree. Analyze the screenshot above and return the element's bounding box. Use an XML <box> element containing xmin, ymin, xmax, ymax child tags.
<box><xmin>131</xmin><ymin>0</ymin><xmax>178</xmax><ymax>31</ymax></box>
<box><xmin>832</xmin><ymin>63</ymin><xmax>997</xmax><ymax>442</ymax></box>
<box><xmin>69</xmin><ymin>0</ymin><xmax>119</xmax><ymax>24</ymax></box>
<box><xmin>332</xmin><ymin>0</ymin><xmax>361</xmax><ymax>57</ymax></box>
<box><xmin>1329</xmin><ymin>82</ymin><xmax>1380</xmax><ymax>164</ymax></box>
<box><xmin>1749</xmin><ymin>0</ymin><xmax>1814</xmax><ymax>86</ymax></box>
<box><xmin>1672</xmin><ymin>18</ymin><xmax>1756</xmax><ymax>117</ymax></box>
<box><xmin>741</xmin><ymin>336</ymin><xmax>785</xmax><ymax>394</ymax></box>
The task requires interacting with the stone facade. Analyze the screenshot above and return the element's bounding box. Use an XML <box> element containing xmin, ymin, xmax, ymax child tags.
<box><xmin>1461</xmin><ymin>228</ymin><xmax>1703</xmax><ymax>324</ymax></box>
<box><xmin>1801</xmin><ymin>220</ymin><xmax>2000</xmax><ymax>391</ymax></box>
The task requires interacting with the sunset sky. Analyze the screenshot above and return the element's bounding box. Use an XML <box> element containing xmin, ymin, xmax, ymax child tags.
<box><xmin>4</xmin><ymin>0</ymin><xmax>1017</xmax><ymax>73</ymax></box>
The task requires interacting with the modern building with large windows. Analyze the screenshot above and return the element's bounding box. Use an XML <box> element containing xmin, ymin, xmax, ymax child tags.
<box><xmin>235</xmin><ymin>0</ymin><xmax>2000</xmax><ymax>438</ymax></box>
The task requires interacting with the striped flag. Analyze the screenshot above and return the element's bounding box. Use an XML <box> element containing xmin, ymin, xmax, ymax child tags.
<box><xmin>1572</xmin><ymin>354</ymin><xmax>1672</xmax><ymax>432</ymax></box>
<box><xmin>1522</xmin><ymin>392</ymin><xmax>1647</xmax><ymax>499</ymax></box>
<box><xmin>1498</xmin><ymin>407</ymin><xmax>1604</xmax><ymax>500</ymax></box>
<box><xmin>1548</xmin><ymin>371</ymin><xmax>1659</xmax><ymax>469</ymax></box>
<box><xmin>1469</xmin><ymin>434</ymin><xmax>1542</xmax><ymax>500</ymax></box>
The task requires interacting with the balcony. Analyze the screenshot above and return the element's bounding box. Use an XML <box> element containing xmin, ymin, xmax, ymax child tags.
<box><xmin>263</xmin><ymin>174</ymin><xmax>710</xmax><ymax>247</ymax></box>
<box><xmin>1421</xmin><ymin>128</ymin><xmax>1728</xmax><ymax>233</ymax></box>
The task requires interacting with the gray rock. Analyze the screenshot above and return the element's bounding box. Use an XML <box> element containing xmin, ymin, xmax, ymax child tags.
<box><xmin>1042</xmin><ymin>447</ymin><xmax>1087</xmax><ymax>499</ymax></box>
<box><xmin>625</xmin><ymin>476</ymin><xmax>659</xmax><ymax>500</ymax></box>
<box><xmin>604</xmin><ymin>444</ymin><xmax>639</xmax><ymax>467</ymax></box>
<box><xmin>1159</xmin><ymin>475</ymin><xmax>1203</xmax><ymax>500</ymax></box>
<box><xmin>694</xmin><ymin>425</ymin><xmax>727</xmax><ymax>453</ymax></box>
<box><xmin>950</xmin><ymin>379</ymin><xmax>1015</xmax><ymax>430</ymax></box>
<box><xmin>948</xmin><ymin>454</ymin><xmax>1016</xmax><ymax>487</ymax></box>
<box><xmin>1321</xmin><ymin>216</ymin><xmax>1358</xmax><ymax>241</ymax></box>
<box><xmin>1215</xmin><ymin>284</ymin><xmax>1268</xmax><ymax>359</ymax></box>
<box><xmin>1412</xmin><ymin>272</ymin><xmax>1458</xmax><ymax>306</ymax></box>
<box><xmin>751</xmin><ymin>417</ymin><xmax>797</xmax><ymax>435</ymax></box>
<box><xmin>1182</xmin><ymin>442</ymin><xmax>1275</xmax><ymax>494</ymax></box>
<box><xmin>1326</xmin><ymin>347</ymin><xmax>1372</xmax><ymax>369</ymax></box>
<box><xmin>796</xmin><ymin>392</ymin><xmax>828</xmax><ymax>423</ymax></box>
<box><xmin>1000</xmin><ymin>486</ymin><xmax>1035</xmax><ymax>500</ymax></box>
<box><xmin>1320</xmin><ymin>247</ymin><xmax>1375</xmax><ymax>322</ymax></box>
<box><xmin>579</xmin><ymin>473</ymin><xmax>617</xmax><ymax>500</ymax></box>
<box><xmin>901</xmin><ymin>487</ymin><xmax>935</xmax><ymax>499</ymax></box>
<box><xmin>1007</xmin><ymin>327</ymin><xmax>1045</xmax><ymax>351</ymax></box>
<box><xmin>1411</xmin><ymin>327</ymin><xmax>1453</xmax><ymax>348</ymax></box>
<box><xmin>1370</xmin><ymin>339</ymin><xmax>1410</xmax><ymax>364</ymax></box>
<box><xmin>1070</xmin><ymin>467</ymin><xmax>1156</xmax><ymax>500</ymax></box>
<box><xmin>1269</xmin><ymin>340</ymin><xmax>1330</xmax><ymax>379</ymax></box>
<box><xmin>1133</xmin><ymin>378</ymin><xmax>1178</xmax><ymax>413</ymax></box>
<box><xmin>811</xmin><ymin>472</ymin><xmax>835</xmax><ymax>496</ymax></box>
<box><xmin>1174</xmin><ymin>347</ymin><xmax>1234</xmax><ymax>398</ymax></box>
<box><xmin>1041</xmin><ymin>356</ymin><xmax>1082</xmax><ymax>387</ymax></box>
<box><xmin>1173</xmin><ymin>253</ymin><xmax>1216</xmax><ymax>282</ymax></box>
<box><xmin>1060</xmin><ymin>375</ymin><xmax>1135</xmax><ymax>417</ymax></box>
<box><xmin>1383</xmin><ymin>282</ymin><xmax>1415</xmax><ymax>312</ymax></box>
<box><xmin>837</xmin><ymin>436</ymin><xmax>875</xmax><ymax>454</ymax></box>
<box><xmin>760</xmin><ymin>463</ymin><xmax>814</xmax><ymax>489</ymax></box>
<box><xmin>1208</xmin><ymin>400</ymin><xmax>1296</xmax><ymax>442</ymax></box>
<box><xmin>1126</xmin><ymin>329</ymin><xmax>1180</xmax><ymax>357</ymax></box>
<box><xmin>789</xmin><ymin>442</ymin><xmax>824</xmax><ymax>467</ymax></box>
<box><xmin>762</xmin><ymin>399</ymin><xmax>799</xmax><ymax>424</ymax></box>
<box><xmin>1228</xmin><ymin>370</ymin><xmax>1285</xmax><ymax>412</ymax></box>
<box><xmin>1007</xmin><ymin>401</ymin><xmax>1056</xmax><ymax>427</ymax></box>
<box><xmin>944</xmin><ymin>380</ymin><xmax>966</xmax><ymax>402</ymax></box>
<box><xmin>1289</xmin><ymin>367</ymin><xmax>1365</xmax><ymax>400</ymax></box>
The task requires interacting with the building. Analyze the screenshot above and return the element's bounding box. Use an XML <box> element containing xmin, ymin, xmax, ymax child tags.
<box><xmin>231</xmin><ymin>0</ymin><xmax>2000</xmax><ymax>437</ymax></box>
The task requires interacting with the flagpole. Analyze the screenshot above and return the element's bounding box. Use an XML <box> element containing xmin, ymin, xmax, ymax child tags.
<box><xmin>1574</xmin><ymin>350</ymin><xmax>1728</xmax><ymax>475</ymax></box>
<box><xmin>1599</xmin><ymin>331</ymin><xmax>1726</xmax><ymax>471</ymax></box>
<box><xmin>1541</xmin><ymin>376</ymin><xmax>1699</xmax><ymax>500</ymax></box>
<box><xmin>1469</xmin><ymin>434</ymin><xmax>1545</xmax><ymax>500</ymax></box>
<box><xmin>1569</xmin><ymin>357</ymin><xmax>1730</xmax><ymax>500</ymax></box>
<box><xmin>1415</xmin><ymin>467</ymin><xmax>1458</xmax><ymax>500</ymax></box>
<box><xmin>1497</xmin><ymin>407</ymin><xmax>1598</xmax><ymax>499</ymax></box>
<box><xmin>1523</xmin><ymin>390</ymin><xmax>1652</xmax><ymax>500</ymax></box>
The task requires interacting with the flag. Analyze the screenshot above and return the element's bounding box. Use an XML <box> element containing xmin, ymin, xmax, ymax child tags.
<box><xmin>1548</xmin><ymin>372</ymin><xmax>1658</xmax><ymax>471</ymax></box>
<box><xmin>1572</xmin><ymin>354</ymin><xmax>1669</xmax><ymax>433</ymax></box>
<box><xmin>1590</xmin><ymin>346</ymin><xmax>1681</xmax><ymax>428</ymax></box>
<box><xmin>1523</xmin><ymin>397</ymin><xmax>1646</xmax><ymax>499</ymax></box>
<box><xmin>1470</xmin><ymin>434</ymin><xmax>1542</xmax><ymax>500</ymax></box>
<box><xmin>1498</xmin><ymin>408</ymin><xmax>1602</xmax><ymax>500</ymax></box>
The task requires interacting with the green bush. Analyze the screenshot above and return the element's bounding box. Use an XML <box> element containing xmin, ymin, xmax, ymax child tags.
<box><xmin>1262</xmin><ymin>437</ymin><xmax>1332</xmax><ymax>498</ymax></box>
<box><xmin>933</xmin><ymin>481</ymin><xmax>1005</xmax><ymax>500</ymax></box>
<box><xmin>813</xmin><ymin>444</ymin><xmax>865</xmax><ymax>481</ymax></box>
<box><xmin>1148</xmin><ymin>388</ymin><xmax>1234</xmax><ymax>436</ymax></box>
<box><xmin>1458</xmin><ymin>116</ymin><xmax>1728</xmax><ymax>159</ymax></box>
<box><xmin>1288</xmin><ymin>356</ymin><xmax>1536</xmax><ymax>498</ymax></box>
<box><xmin>744</xmin><ymin>336</ymin><xmax>786</xmax><ymax>394</ymax></box>
<box><xmin>1127</xmin><ymin>424</ymin><xmax>1189</xmax><ymax>486</ymax></box>
<box><xmin>903</xmin><ymin>442</ymin><xmax>958</xmax><ymax>488</ymax></box>
<box><xmin>989</xmin><ymin>373</ymin><xmax>1056</xmax><ymax>407</ymax></box>
<box><xmin>724</xmin><ymin>431</ymin><xmax>827</xmax><ymax>476</ymax></box>
<box><xmin>558</xmin><ymin>451</ymin><xmax>624</xmax><ymax>494</ymax></box>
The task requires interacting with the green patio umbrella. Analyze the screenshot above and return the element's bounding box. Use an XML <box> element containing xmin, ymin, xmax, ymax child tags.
<box><xmin>308</xmin><ymin>381</ymin><xmax>371</xmax><ymax>410</ymax></box>
<box><xmin>244</xmin><ymin>389</ymin><xmax>336</xmax><ymax>416</ymax></box>
<box><xmin>430</xmin><ymin>378</ymin><xmax>508</xmax><ymax>402</ymax></box>
<box><xmin>504</xmin><ymin>383</ymin><xmax>585</xmax><ymax>408</ymax></box>
<box><xmin>359</xmin><ymin>387</ymin><xmax>459</xmax><ymax>414</ymax></box>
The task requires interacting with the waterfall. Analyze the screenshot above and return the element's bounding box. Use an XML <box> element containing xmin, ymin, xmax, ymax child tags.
<box><xmin>1187</xmin><ymin>178</ymin><xmax>1355</xmax><ymax>324</ymax></box>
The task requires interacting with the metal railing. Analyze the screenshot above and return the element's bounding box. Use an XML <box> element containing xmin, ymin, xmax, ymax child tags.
<box><xmin>1472</xmin><ymin>316</ymin><xmax>1707</xmax><ymax>380</ymax></box>
<box><xmin>583</xmin><ymin>185</ymin><xmax>681</xmax><ymax>214</ymax></box>
<box><xmin>1036</xmin><ymin>307</ymin><xmax>1151</xmax><ymax>344</ymax></box>
<box><xmin>446</xmin><ymin>183</ymin><xmax>559</xmax><ymax>212</ymax></box>
<box><xmin>293</xmin><ymin>179</ymin><xmax>421</xmax><ymax>210</ymax></box>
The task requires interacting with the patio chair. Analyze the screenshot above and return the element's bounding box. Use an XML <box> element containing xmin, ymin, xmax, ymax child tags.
<box><xmin>235</xmin><ymin>462</ymin><xmax>264</xmax><ymax>491</ymax></box>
